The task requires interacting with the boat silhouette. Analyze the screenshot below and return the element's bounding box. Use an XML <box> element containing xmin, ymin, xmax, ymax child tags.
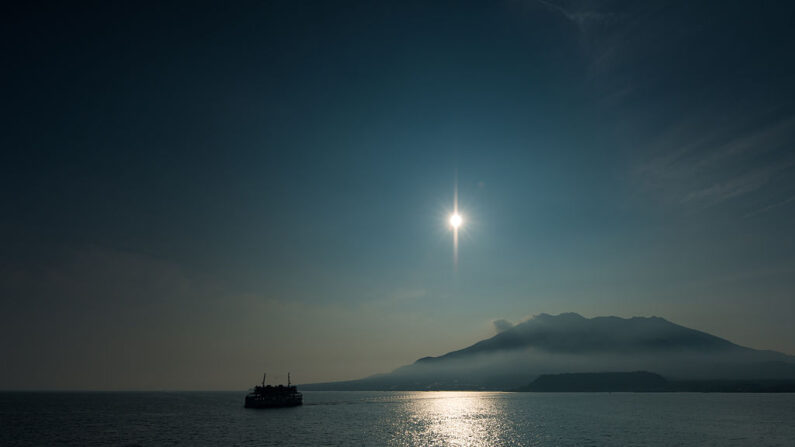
<box><xmin>244</xmin><ymin>373</ymin><xmax>303</xmax><ymax>408</ymax></box>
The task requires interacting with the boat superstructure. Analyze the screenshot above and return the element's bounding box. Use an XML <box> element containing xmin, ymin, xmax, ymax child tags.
<box><xmin>244</xmin><ymin>373</ymin><xmax>303</xmax><ymax>408</ymax></box>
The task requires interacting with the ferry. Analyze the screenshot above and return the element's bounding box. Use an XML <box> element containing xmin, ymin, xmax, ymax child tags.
<box><xmin>244</xmin><ymin>373</ymin><xmax>303</xmax><ymax>408</ymax></box>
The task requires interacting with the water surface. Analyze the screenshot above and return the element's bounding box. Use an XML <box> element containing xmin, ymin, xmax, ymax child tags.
<box><xmin>2</xmin><ymin>391</ymin><xmax>793</xmax><ymax>446</ymax></box>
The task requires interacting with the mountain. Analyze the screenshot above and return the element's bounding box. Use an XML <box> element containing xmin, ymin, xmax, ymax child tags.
<box><xmin>303</xmin><ymin>313</ymin><xmax>795</xmax><ymax>391</ymax></box>
<box><xmin>516</xmin><ymin>371</ymin><xmax>669</xmax><ymax>392</ymax></box>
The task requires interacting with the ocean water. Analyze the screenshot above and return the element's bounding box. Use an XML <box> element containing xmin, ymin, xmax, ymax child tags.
<box><xmin>1</xmin><ymin>391</ymin><xmax>794</xmax><ymax>446</ymax></box>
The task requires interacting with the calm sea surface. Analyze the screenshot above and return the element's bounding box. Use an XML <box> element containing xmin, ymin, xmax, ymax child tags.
<box><xmin>1</xmin><ymin>391</ymin><xmax>794</xmax><ymax>446</ymax></box>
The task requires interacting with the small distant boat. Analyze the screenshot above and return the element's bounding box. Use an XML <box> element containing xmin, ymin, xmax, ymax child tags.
<box><xmin>244</xmin><ymin>373</ymin><xmax>303</xmax><ymax>408</ymax></box>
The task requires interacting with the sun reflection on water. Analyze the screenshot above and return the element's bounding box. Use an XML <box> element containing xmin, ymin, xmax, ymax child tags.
<box><xmin>385</xmin><ymin>392</ymin><xmax>516</xmax><ymax>446</ymax></box>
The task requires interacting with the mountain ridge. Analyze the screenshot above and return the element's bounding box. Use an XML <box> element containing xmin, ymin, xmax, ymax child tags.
<box><xmin>303</xmin><ymin>313</ymin><xmax>795</xmax><ymax>390</ymax></box>
<box><xmin>414</xmin><ymin>313</ymin><xmax>746</xmax><ymax>364</ymax></box>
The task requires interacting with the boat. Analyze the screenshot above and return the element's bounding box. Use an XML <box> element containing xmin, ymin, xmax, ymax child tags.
<box><xmin>244</xmin><ymin>373</ymin><xmax>303</xmax><ymax>408</ymax></box>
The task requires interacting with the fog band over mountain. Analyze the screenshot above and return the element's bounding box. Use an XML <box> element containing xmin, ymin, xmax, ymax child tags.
<box><xmin>305</xmin><ymin>313</ymin><xmax>795</xmax><ymax>390</ymax></box>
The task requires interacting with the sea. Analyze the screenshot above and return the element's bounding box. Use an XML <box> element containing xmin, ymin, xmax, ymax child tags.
<box><xmin>2</xmin><ymin>391</ymin><xmax>794</xmax><ymax>446</ymax></box>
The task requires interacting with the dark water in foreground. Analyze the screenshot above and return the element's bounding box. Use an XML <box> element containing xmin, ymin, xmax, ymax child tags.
<box><xmin>2</xmin><ymin>391</ymin><xmax>794</xmax><ymax>446</ymax></box>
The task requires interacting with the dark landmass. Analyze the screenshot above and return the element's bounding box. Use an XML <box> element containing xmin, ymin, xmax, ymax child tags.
<box><xmin>516</xmin><ymin>371</ymin><xmax>668</xmax><ymax>392</ymax></box>
<box><xmin>668</xmin><ymin>379</ymin><xmax>795</xmax><ymax>393</ymax></box>
<box><xmin>515</xmin><ymin>371</ymin><xmax>795</xmax><ymax>393</ymax></box>
<box><xmin>303</xmin><ymin>313</ymin><xmax>795</xmax><ymax>391</ymax></box>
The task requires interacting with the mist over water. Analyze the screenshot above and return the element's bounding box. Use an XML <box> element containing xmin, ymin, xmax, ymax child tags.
<box><xmin>308</xmin><ymin>314</ymin><xmax>795</xmax><ymax>391</ymax></box>
<box><xmin>3</xmin><ymin>391</ymin><xmax>794</xmax><ymax>446</ymax></box>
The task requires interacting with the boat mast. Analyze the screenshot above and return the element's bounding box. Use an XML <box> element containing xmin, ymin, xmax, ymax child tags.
<box><xmin>262</xmin><ymin>372</ymin><xmax>266</xmax><ymax>387</ymax></box>
<box><xmin>288</xmin><ymin>372</ymin><xmax>291</xmax><ymax>387</ymax></box>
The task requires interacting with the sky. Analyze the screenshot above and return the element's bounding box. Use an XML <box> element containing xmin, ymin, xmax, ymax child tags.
<box><xmin>2</xmin><ymin>0</ymin><xmax>795</xmax><ymax>390</ymax></box>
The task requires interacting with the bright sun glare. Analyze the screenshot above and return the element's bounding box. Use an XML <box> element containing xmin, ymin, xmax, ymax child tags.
<box><xmin>449</xmin><ymin>213</ymin><xmax>463</xmax><ymax>229</ymax></box>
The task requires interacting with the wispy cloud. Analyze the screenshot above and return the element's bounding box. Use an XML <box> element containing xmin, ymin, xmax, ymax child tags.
<box><xmin>636</xmin><ymin>114</ymin><xmax>795</xmax><ymax>208</ymax></box>
<box><xmin>682</xmin><ymin>167</ymin><xmax>779</xmax><ymax>204</ymax></box>
<box><xmin>530</xmin><ymin>0</ymin><xmax>660</xmax><ymax>93</ymax></box>
<box><xmin>534</xmin><ymin>0</ymin><xmax>624</xmax><ymax>28</ymax></box>
<box><xmin>744</xmin><ymin>195</ymin><xmax>795</xmax><ymax>218</ymax></box>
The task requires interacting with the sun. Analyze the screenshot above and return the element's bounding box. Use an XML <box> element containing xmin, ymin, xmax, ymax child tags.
<box><xmin>449</xmin><ymin>213</ymin><xmax>463</xmax><ymax>229</ymax></box>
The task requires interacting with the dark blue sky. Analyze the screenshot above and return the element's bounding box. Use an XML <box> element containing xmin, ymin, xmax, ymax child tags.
<box><xmin>2</xmin><ymin>1</ymin><xmax>795</xmax><ymax>389</ymax></box>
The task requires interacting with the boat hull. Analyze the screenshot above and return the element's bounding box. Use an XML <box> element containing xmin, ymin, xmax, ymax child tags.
<box><xmin>244</xmin><ymin>393</ymin><xmax>303</xmax><ymax>408</ymax></box>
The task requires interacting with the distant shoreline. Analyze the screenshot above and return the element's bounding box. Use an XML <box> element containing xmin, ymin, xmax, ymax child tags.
<box><xmin>301</xmin><ymin>371</ymin><xmax>795</xmax><ymax>393</ymax></box>
<box><xmin>2</xmin><ymin>388</ymin><xmax>795</xmax><ymax>393</ymax></box>
<box><xmin>514</xmin><ymin>372</ymin><xmax>795</xmax><ymax>393</ymax></box>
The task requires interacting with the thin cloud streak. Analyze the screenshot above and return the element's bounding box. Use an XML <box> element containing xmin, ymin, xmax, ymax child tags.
<box><xmin>636</xmin><ymin>114</ymin><xmax>795</xmax><ymax>207</ymax></box>
<box><xmin>682</xmin><ymin>166</ymin><xmax>780</xmax><ymax>204</ymax></box>
<box><xmin>534</xmin><ymin>0</ymin><xmax>616</xmax><ymax>27</ymax></box>
<box><xmin>744</xmin><ymin>195</ymin><xmax>795</xmax><ymax>219</ymax></box>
